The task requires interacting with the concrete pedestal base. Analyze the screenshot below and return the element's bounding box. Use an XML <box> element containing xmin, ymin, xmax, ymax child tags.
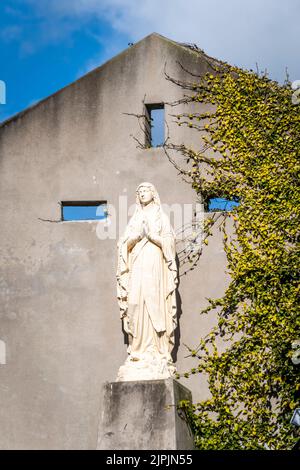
<box><xmin>97</xmin><ymin>379</ymin><xmax>194</xmax><ymax>450</ymax></box>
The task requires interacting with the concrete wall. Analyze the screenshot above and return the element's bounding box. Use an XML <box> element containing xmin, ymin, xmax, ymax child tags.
<box><xmin>0</xmin><ymin>34</ymin><xmax>229</xmax><ymax>449</ymax></box>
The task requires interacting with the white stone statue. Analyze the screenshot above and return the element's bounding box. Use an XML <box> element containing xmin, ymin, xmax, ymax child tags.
<box><xmin>116</xmin><ymin>182</ymin><xmax>178</xmax><ymax>381</ymax></box>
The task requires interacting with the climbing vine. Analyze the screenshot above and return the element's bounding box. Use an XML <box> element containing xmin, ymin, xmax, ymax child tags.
<box><xmin>171</xmin><ymin>62</ymin><xmax>300</xmax><ymax>449</ymax></box>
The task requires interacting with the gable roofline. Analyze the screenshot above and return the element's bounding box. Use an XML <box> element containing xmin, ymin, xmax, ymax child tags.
<box><xmin>0</xmin><ymin>32</ymin><xmax>220</xmax><ymax>129</ymax></box>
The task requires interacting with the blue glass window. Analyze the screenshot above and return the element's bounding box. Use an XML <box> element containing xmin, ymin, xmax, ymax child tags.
<box><xmin>62</xmin><ymin>202</ymin><xmax>107</xmax><ymax>221</ymax></box>
<box><xmin>146</xmin><ymin>104</ymin><xmax>165</xmax><ymax>147</ymax></box>
<box><xmin>208</xmin><ymin>198</ymin><xmax>239</xmax><ymax>212</ymax></box>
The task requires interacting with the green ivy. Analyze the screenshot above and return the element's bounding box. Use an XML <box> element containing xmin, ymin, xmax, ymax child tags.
<box><xmin>175</xmin><ymin>64</ymin><xmax>300</xmax><ymax>450</ymax></box>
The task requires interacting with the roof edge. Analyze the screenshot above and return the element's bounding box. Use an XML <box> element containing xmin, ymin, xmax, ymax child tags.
<box><xmin>0</xmin><ymin>32</ymin><xmax>220</xmax><ymax>129</ymax></box>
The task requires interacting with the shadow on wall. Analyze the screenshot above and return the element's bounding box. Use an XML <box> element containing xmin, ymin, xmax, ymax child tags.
<box><xmin>172</xmin><ymin>254</ymin><xmax>182</xmax><ymax>363</ymax></box>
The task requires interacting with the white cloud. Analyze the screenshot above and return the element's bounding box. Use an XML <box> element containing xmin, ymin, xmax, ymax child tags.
<box><xmin>22</xmin><ymin>0</ymin><xmax>300</xmax><ymax>81</ymax></box>
<box><xmin>1</xmin><ymin>25</ymin><xmax>22</xmax><ymax>42</ymax></box>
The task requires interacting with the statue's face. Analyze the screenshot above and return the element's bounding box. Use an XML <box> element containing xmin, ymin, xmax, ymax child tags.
<box><xmin>138</xmin><ymin>186</ymin><xmax>154</xmax><ymax>205</ymax></box>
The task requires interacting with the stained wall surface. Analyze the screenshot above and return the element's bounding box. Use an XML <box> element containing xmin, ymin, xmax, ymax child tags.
<box><xmin>0</xmin><ymin>34</ymin><xmax>229</xmax><ymax>449</ymax></box>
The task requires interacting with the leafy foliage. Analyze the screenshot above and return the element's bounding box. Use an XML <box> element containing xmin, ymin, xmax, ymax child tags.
<box><xmin>174</xmin><ymin>64</ymin><xmax>300</xmax><ymax>449</ymax></box>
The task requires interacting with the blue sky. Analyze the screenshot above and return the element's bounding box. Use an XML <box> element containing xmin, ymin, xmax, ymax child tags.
<box><xmin>0</xmin><ymin>0</ymin><xmax>299</xmax><ymax>123</ymax></box>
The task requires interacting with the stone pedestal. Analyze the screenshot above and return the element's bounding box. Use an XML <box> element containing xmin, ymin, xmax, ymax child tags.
<box><xmin>97</xmin><ymin>379</ymin><xmax>194</xmax><ymax>450</ymax></box>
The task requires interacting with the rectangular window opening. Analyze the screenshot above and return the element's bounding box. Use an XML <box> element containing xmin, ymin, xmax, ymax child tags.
<box><xmin>207</xmin><ymin>197</ymin><xmax>240</xmax><ymax>212</ymax></box>
<box><xmin>61</xmin><ymin>201</ymin><xmax>107</xmax><ymax>221</ymax></box>
<box><xmin>145</xmin><ymin>103</ymin><xmax>165</xmax><ymax>148</ymax></box>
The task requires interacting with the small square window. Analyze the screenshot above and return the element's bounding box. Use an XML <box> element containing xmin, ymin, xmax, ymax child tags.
<box><xmin>208</xmin><ymin>198</ymin><xmax>239</xmax><ymax>212</ymax></box>
<box><xmin>61</xmin><ymin>201</ymin><xmax>107</xmax><ymax>221</ymax></box>
<box><xmin>145</xmin><ymin>104</ymin><xmax>165</xmax><ymax>147</ymax></box>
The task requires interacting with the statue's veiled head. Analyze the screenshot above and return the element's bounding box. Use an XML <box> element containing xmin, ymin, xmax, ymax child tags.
<box><xmin>136</xmin><ymin>182</ymin><xmax>161</xmax><ymax>207</ymax></box>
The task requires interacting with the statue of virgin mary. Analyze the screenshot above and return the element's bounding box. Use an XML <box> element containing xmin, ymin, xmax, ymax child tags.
<box><xmin>116</xmin><ymin>182</ymin><xmax>178</xmax><ymax>381</ymax></box>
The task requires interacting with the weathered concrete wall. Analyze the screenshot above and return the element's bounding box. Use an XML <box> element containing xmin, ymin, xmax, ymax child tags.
<box><xmin>0</xmin><ymin>33</ymin><xmax>229</xmax><ymax>449</ymax></box>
